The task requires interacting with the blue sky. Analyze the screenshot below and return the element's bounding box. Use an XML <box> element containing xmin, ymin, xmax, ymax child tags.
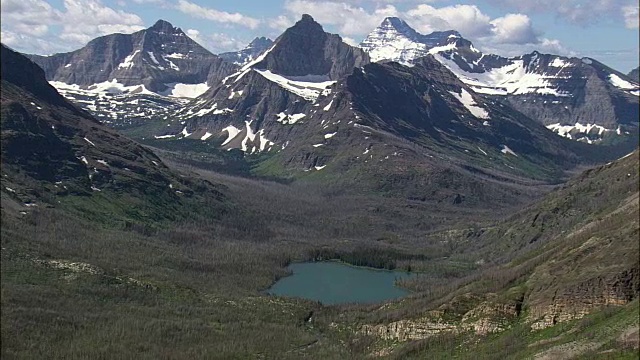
<box><xmin>1</xmin><ymin>0</ymin><xmax>638</xmax><ymax>72</ymax></box>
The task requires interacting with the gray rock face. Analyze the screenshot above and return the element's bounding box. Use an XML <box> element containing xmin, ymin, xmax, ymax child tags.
<box><xmin>253</xmin><ymin>14</ymin><xmax>369</xmax><ymax>80</ymax></box>
<box><xmin>629</xmin><ymin>67</ymin><xmax>640</xmax><ymax>82</ymax></box>
<box><xmin>219</xmin><ymin>37</ymin><xmax>274</xmax><ymax>66</ymax></box>
<box><xmin>28</xmin><ymin>20</ymin><xmax>235</xmax><ymax>93</ymax></box>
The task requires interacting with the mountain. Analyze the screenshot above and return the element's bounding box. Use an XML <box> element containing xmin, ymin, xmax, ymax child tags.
<box><xmin>154</xmin><ymin>14</ymin><xmax>369</xmax><ymax>153</ymax></box>
<box><xmin>142</xmin><ymin>15</ymin><xmax>635</xmax><ymax>210</ymax></box>
<box><xmin>360</xmin><ymin>17</ymin><xmax>467</xmax><ymax>65</ymax></box>
<box><xmin>361</xmin><ymin>18</ymin><xmax>640</xmax><ymax>144</ymax></box>
<box><xmin>1</xmin><ymin>43</ymin><xmax>224</xmax><ymax>222</ymax></box>
<box><xmin>29</xmin><ymin>20</ymin><xmax>234</xmax><ymax>94</ymax></box>
<box><xmin>219</xmin><ymin>37</ymin><xmax>274</xmax><ymax>66</ymax></box>
<box><xmin>629</xmin><ymin>66</ymin><xmax>640</xmax><ymax>82</ymax></box>
<box><xmin>26</xmin><ymin>20</ymin><xmax>237</xmax><ymax>129</ymax></box>
<box><xmin>251</xmin><ymin>14</ymin><xmax>369</xmax><ymax>81</ymax></box>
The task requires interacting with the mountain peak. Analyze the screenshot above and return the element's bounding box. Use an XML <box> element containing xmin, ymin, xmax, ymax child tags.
<box><xmin>250</xmin><ymin>13</ymin><xmax>368</xmax><ymax>80</ymax></box>
<box><xmin>300</xmin><ymin>14</ymin><xmax>315</xmax><ymax>23</ymax></box>
<box><xmin>247</xmin><ymin>37</ymin><xmax>273</xmax><ymax>50</ymax></box>
<box><xmin>382</xmin><ymin>17</ymin><xmax>408</xmax><ymax>28</ymax></box>
<box><xmin>291</xmin><ymin>14</ymin><xmax>324</xmax><ymax>32</ymax></box>
<box><xmin>361</xmin><ymin>17</ymin><xmax>473</xmax><ymax>64</ymax></box>
<box><xmin>149</xmin><ymin>19</ymin><xmax>179</xmax><ymax>33</ymax></box>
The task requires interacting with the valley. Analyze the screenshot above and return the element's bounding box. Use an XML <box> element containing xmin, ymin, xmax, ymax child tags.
<box><xmin>1</xmin><ymin>8</ymin><xmax>639</xmax><ymax>360</ymax></box>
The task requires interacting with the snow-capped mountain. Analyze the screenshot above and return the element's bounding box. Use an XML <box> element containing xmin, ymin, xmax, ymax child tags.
<box><xmin>219</xmin><ymin>37</ymin><xmax>274</xmax><ymax>66</ymax></box>
<box><xmin>360</xmin><ymin>17</ymin><xmax>466</xmax><ymax>65</ymax></box>
<box><xmin>27</xmin><ymin>20</ymin><xmax>237</xmax><ymax>127</ymax></box>
<box><xmin>145</xmin><ymin>15</ymin><xmax>632</xmax><ymax>192</ymax></box>
<box><xmin>360</xmin><ymin>17</ymin><xmax>639</xmax><ymax>144</ymax></box>
<box><xmin>153</xmin><ymin>14</ymin><xmax>369</xmax><ymax>153</ymax></box>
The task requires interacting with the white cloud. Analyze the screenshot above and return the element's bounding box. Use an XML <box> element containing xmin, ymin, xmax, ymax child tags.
<box><xmin>58</xmin><ymin>0</ymin><xmax>145</xmax><ymax>44</ymax></box>
<box><xmin>478</xmin><ymin>37</ymin><xmax>574</xmax><ymax>58</ymax></box>
<box><xmin>1</xmin><ymin>0</ymin><xmax>145</xmax><ymax>53</ymax></box>
<box><xmin>483</xmin><ymin>0</ymin><xmax>634</xmax><ymax>26</ymax></box>
<box><xmin>1</xmin><ymin>30</ymin><xmax>70</xmax><ymax>55</ymax></box>
<box><xmin>0</xmin><ymin>0</ymin><xmax>60</xmax><ymax>36</ymax></box>
<box><xmin>622</xmin><ymin>4</ymin><xmax>639</xmax><ymax>29</ymax></box>
<box><xmin>176</xmin><ymin>0</ymin><xmax>261</xmax><ymax>29</ymax></box>
<box><xmin>269</xmin><ymin>15</ymin><xmax>295</xmax><ymax>31</ymax></box>
<box><xmin>490</xmin><ymin>13</ymin><xmax>538</xmax><ymax>44</ymax></box>
<box><xmin>185</xmin><ymin>29</ymin><xmax>247</xmax><ymax>54</ymax></box>
<box><xmin>406</xmin><ymin>4</ymin><xmax>492</xmax><ymax>37</ymax></box>
<box><xmin>342</xmin><ymin>36</ymin><xmax>359</xmax><ymax>46</ymax></box>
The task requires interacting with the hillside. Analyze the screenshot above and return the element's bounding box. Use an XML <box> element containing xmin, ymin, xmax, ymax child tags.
<box><xmin>345</xmin><ymin>149</ymin><xmax>639</xmax><ymax>358</ymax></box>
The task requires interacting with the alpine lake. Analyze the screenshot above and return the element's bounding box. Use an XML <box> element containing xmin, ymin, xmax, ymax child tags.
<box><xmin>267</xmin><ymin>261</ymin><xmax>416</xmax><ymax>305</ymax></box>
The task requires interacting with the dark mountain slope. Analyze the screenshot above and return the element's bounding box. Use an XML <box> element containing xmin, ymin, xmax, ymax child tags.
<box><xmin>1</xmin><ymin>44</ymin><xmax>224</xmax><ymax>223</ymax></box>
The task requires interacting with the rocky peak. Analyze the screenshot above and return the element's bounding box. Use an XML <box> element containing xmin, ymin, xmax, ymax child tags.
<box><xmin>380</xmin><ymin>17</ymin><xmax>423</xmax><ymax>41</ymax></box>
<box><xmin>252</xmin><ymin>14</ymin><xmax>369</xmax><ymax>80</ymax></box>
<box><xmin>149</xmin><ymin>19</ymin><xmax>181</xmax><ymax>34</ymax></box>
<box><xmin>247</xmin><ymin>37</ymin><xmax>273</xmax><ymax>50</ymax></box>
<box><xmin>284</xmin><ymin>13</ymin><xmax>325</xmax><ymax>38</ymax></box>
<box><xmin>299</xmin><ymin>13</ymin><xmax>316</xmax><ymax>24</ymax></box>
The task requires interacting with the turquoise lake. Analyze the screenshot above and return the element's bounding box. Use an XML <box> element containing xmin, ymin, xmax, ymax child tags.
<box><xmin>267</xmin><ymin>262</ymin><xmax>416</xmax><ymax>305</ymax></box>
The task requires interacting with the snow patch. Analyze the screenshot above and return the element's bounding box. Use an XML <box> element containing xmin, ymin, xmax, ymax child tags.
<box><xmin>165</xmin><ymin>53</ymin><xmax>187</xmax><ymax>59</ymax></box>
<box><xmin>201</xmin><ymin>132</ymin><xmax>213</xmax><ymax>141</ymax></box>
<box><xmin>549</xmin><ymin>58</ymin><xmax>572</xmax><ymax>67</ymax></box>
<box><xmin>221</xmin><ymin>125</ymin><xmax>241</xmax><ymax>146</ymax></box>
<box><xmin>437</xmin><ymin>55</ymin><xmax>571</xmax><ymax>97</ymax></box>
<box><xmin>117</xmin><ymin>50</ymin><xmax>140</xmax><ymax>69</ymax></box>
<box><xmin>500</xmin><ymin>145</ymin><xmax>517</xmax><ymax>156</ymax></box>
<box><xmin>180</xmin><ymin>127</ymin><xmax>192</xmax><ymax>138</ymax></box>
<box><xmin>255</xmin><ymin>69</ymin><xmax>335</xmax><ymax>101</ymax></box>
<box><xmin>147</xmin><ymin>52</ymin><xmax>160</xmax><ymax>65</ymax></box>
<box><xmin>276</xmin><ymin>112</ymin><xmax>306</xmax><ymax>125</ymax></box>
<box><xmin>83</xmin><ymin>137</ymin><xmax>96</xmax><ymax>147</ymax></box>
<box><xmin>160</xmin><ymin>82</ymin><xmax>210</xmax><ymax>98</ymax></box>
<box><xmin>324</xmin><ymin>132</ymin><xmax>337</xmax><ymax>139</ymax></box>
<box><xmin>323</xmin><ymin>99</ymin><xmax>334</xmax><ymax>111</ymax></box>
<box><xmin>608</xmin><ymin>74</ymin><xmax>639</xmax><ymax>96</ymax></box>
<box><xmin>546</xmin><ymin>122</ymin><xmax>614</xmax><ymax>142</ymax></box>
<box><xmin>448</xmin><ymin>88</ymin><xmax>489</xmax><ymax>119</ymax></box>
